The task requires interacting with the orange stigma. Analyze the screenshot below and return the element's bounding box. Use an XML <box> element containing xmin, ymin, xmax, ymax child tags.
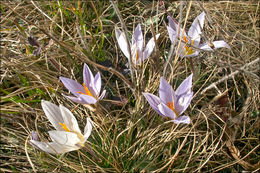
<box><xmin>59</xmin><ymin>122</ymin><xmax>70</xmax><ymax>132</ymax></box>
<box><xmin>135</xmin><ymin>50</ymin><xmax>139</xmax><ymax>62</ymax></box>
<box><xmin>167</xmin><ymin>101</ymin><xmax>179</xmax><ymax>116</ymax></box>
<box><xmin>183</xmin><ymin>36</ymin><xmax>195</xmax><ymax>55</ymax></box>
<box><xmin>77</xmin><ymin>83</ymin><xmax>94</xmax><ymax>97</ymax></box>
<box><xmin>183</xmin><ymin>36</ymin><xmax>189</xmax><ymax>43</ymax></box>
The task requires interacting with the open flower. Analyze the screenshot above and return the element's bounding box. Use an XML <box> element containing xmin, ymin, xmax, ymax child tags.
<box><xmin>30</xmin><ymin>100</ymin><xmax>92</xmax><ymax>154</ymax></box>
<box><xmin>60</xmin><ymin>63</ymin><xmax>106</xmax><ymax>105</ymax></box>
<box><xmin>167</xmin><ymin>11</ymin><xmax>230</xmax><ymax>57</ymax></box>
<box><xmin>115</xmin><ymin>24</ymin><xmax>160</xmax><ymax>65</ymax></box>
<box><xmin>143</xmin><ymin>74</ymin><xmax>193</xmax><ymax>124</ymax></box>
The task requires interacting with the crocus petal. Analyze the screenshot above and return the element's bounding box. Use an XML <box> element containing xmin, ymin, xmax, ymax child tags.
<box><xmin>48</xmin><ymin>131</ymin><xmax>80</xmax><ymax>147</ymax></box>
<box><xmin>83</xmin><ymin>118</ymin><xmax>92</xmax><ymax>142</ymax></box>
<box><xmin>83</xmin><ymin>64</ymin><xmax>97</xmax><ymax>97</ymax></box>
<box><xmin>142</xmin><ymin>92</ymin><xmax>163</xmax><ymax>115</ymax></box>
<box><xmin>59</xmin><ymin>105</ymin><xmax>81</xmax><ymax>134</ymax></box>
<box><xmin>159</xmin><ymin>77</ymin><xmax>176</xmax><ymax>105</ymax></box>
<box><xmin>115</xmin><ymin>28</ymin><xmax>130</xmax><ymax>59</ymax></box>
<box><xmin>93</xmin><ymin>72</ymin><xmax>101</xmax><ymax>96</ymax></box>
<box><xmin>198</xmin><ymin>43</ymin><xmax>212</xmax><ymax>51</ymax></box>
<box><xmin>175</xmin><ymin>74</ymin><xmax>193</xmax><ymax>96</ymax></box>
<box><xmin>168</xmin><ymin>16</ymin><xmax>188</xmax><ymax>39</ymax></box>
<box><xmin>142</xmin><ymin>34</ymin><xmax>160</xmax><ymax>62</ymax></box>
<box><xmin>83</xmin><ymin>64</ymin><xmax>94</xmax><ymax>86</ymax></box>
<box><xmin>98</xmin><ymin>90</ymin><xmax>106</xmax><ymax>101</ymax></box>
<box><xmin>168</xmin><ymin>16</ymin><xmax>188</xmax><ymax>48</ymax></box>
<box><xmin>167</xmin><ymin>26</ymin><xmax>177</xmax><ymax>44</ymax></box>
<box><xmin>172</xmin><ymin>116</ymin><xmax>190</xmax><ymax>124</ymax></box>
<box><xmin>30</xmin><ymin>140</ymin><xmax>77</xmax><ymax>154</ymax></box>
<box><xmin>188</xmin><ymin>11</ymin><xmax>205</xmax><ymax>45</ymax></box>
<box><xmin>59</xmin><ymin>77</ymin><xmax>85</xmax><ymax>97</ymax></box>
<box><xmin>212</xmin><ymin>40</ymin><xmax>230</xmax><ymax>49</ymax></box>
<box><xmin>178</xmin><ymin>42</ymin><xmax>187</xmax><ymax>57</ymax></box>
<box><xmin>168</xmin><ymin>16</ymin><xmax>178</xmax><ymax>32</ymax></box>
<box><xmin>79</xmin><ymin>94</ymin><xmax>97</xmax><ymax>104</ymax></box>
<box><xmin>199</xmin><ymin>40</ymin><xmax>230</xmax><ymax>51</ymax></box>
<box><xmin>132</xmin><ymin>24</ymin><xmax>143</xmax><ymax>52</ymax></box>
<box><xmin>41</xmin><ymin>100</ymin><xmax>64</xmax><ymax>131</ymax></box>
<box><xmin>115</xmin><ymin>27</ymin><xmax>121</xmax><ymax>40</ymax></box>
<box><xmin>130</xmin><ymin>43</ymin><xmax>139</xmax><ymax>63</ymax></box>
<box><xmin>31</xmin><ymin>131</ymin><xmax>39</xmax><ymax>141</ymax></box>
<box><xmin>158</xmin><ymin>103</ymin><xmax>176</xmax><ymax>119</ymax></box>
<box><xmin>175</xmin><ymin>92</ymin><xmax>193</xmax><ymax>115</ymax></box>
<box><xmin>64</xmin><ymin>95</ymin><xmax>87</xmax><ymax>104</ymax></box>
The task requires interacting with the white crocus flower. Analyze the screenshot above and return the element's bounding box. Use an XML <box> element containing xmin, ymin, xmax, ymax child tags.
<box><xmin>30</xmin><ymin>100</ymin><xmax>92</xmax><ymax>154</ymax></box>
<box><xmin>115</xmin><ymin>24</ymin><xmax>160</xmax><ymax>65</ymax></box>
<box><xmin>167</xmin><ymin>11</ymin><xmax>230</xmax><ymax>57</ymax></box>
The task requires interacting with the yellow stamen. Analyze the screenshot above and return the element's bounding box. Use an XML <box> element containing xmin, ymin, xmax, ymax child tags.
<box><xmin>77</xmin><ymin>83</ymin><xmax>94</xmax><ymax>97</ymax></box>
<box><xmin>184</xmin><ymin>45</ymin><xmax>190</xmax><ymax>51</ymax></box>
<box><xmin>183</xmin><ymin>36</ymin><xmax>195</xmax><ymax>55</ymax></box>
<box><xmin>167</xmin><ymin>101</ymin><xmax>179</xmax><ymax>116</ymax></box>
<box><xmin>59</xmin><ymin>122</ymin><xmax>70</xmax><ymax>132</ymax></box>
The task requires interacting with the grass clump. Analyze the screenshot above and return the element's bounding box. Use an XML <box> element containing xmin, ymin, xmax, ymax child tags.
<box><xmin>1</xmin><ymin>1</ymin><xmax>259</xmax><ymax>172</ymax></box>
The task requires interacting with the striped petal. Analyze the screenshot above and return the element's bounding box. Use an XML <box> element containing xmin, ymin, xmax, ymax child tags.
<box><xmin>59</xmin><ymin>77</ymin><xmax>85</xmax><ymax>97</ymax></box>
<box><xmin>48</xmin><ymin>131</ymin><xmax>80</xmax><ymax>147</ymax></box>
<box><xmin>30</xmin><ymin>140</ymin><xmax>77</xmax><ymax>154</ymax></box>
<box><xmin>41</xmin><ymin>100</ymin><xmax>64</xmax><ymax>131</ymax></box>
<box><xmin>188</xmin><ymin>11</ymin><xmax>205</xmax><ymax>44</ymax></box>
<box><xmin>59</xmin><ymin>105</ymin><xmax>81</xmax><ymax>134</ymax></box>
<box><xmin>142</xmin><ymin>34</ymin><xmax>160</xmax><ymax>62</ymax></box>
<box><xmin>84</xmin><ymin>118</ymin><xmax>92</xmax><ymax>142</ymax></box>
<box><xmin>159</xmin><ymin>77</ymin><xmax>176</xmax><ymax>106</ymax></box>
<box><xmin>132</xmin><ymin>24</ymin><xmax>143</xmax><ymax>52</ymax></box>
<box><xmin>143</xmin><ymin>92</ymin><xmax>163</xmax><ymax>116</ymax></box>
<box><xmin>175</xmin><ymin>74</ymin><xmax>193</xmax><ymax>96</ymax></box>
<box><xmin>172</xmin><ymin>116</ymin><xmax>191</xmax><ymax>124</ymax></box>
<box><xmin>79</xmin><ymin>94</ymin><xmax>97</xmax><ymax>104</ymax></box>
<box><xmin>115</xmin><ymin>28</ymin><xmax>130</xmax><ymax>59</ymax></box>
<box><xmin>158</xmin><ymin>103</ymin><xmax>176</xmax><ymax>119</ymax></box>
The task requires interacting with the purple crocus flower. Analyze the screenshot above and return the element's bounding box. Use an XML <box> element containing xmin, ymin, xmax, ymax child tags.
<box><xmin>143</xmin><ymin>74</ymin><xmax>193</xmax><ymax>124</ymax></box>
<box><xmin>31</xmin><ymin>131</ymin><xmax>39</xmax><ymax>141</ymax></box>
<box><xmin>115</xmin><ymin>24</ymin><xmax>160</xmax><ymax>65</ymax></box>
<box><xmin>59</xmin><ymin>64</ymin><xmax>106</xmax><ymax>105</ymax></box>
<box><xmin>167</xmin><ymin>11</ymin><xmax>230</xmax><ymax>57</ymax></box>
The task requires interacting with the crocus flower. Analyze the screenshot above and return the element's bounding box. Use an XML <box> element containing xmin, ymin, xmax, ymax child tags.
<box><xmin>143</xmin><ymin>74</ymin><xmax>193</xmax><ymax>124</ymax></box>
<box><xmin>31</xmin><ymin>131</ymin><xmax>39</xmax><ymax>141</ymax></box>
<box><xmin>115</xmin><ymin>24</ymin><xmax>160</xmax><ymax>65</ymax></box>
<box><xmin>60</xmin><ymin>63</ymin><xmax>106</xmax><ymax>105</ymax></box>
<box><xmin>30</xmin><ymin>100</ymin><xmax>92</xmax><ymax>154</ymax></box>
<box><xmin>167</xmin><ymin>11</ymin><xmax>230</xmax><ymax>57</ymax></box>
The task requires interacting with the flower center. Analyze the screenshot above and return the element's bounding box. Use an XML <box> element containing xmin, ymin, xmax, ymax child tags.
<box><xmin>59</xmin><ymin>122</ymin><xmax>85</xmax><ymax>147</ymax></box>
<box><xmin>77</xmin><ymin>83</ymin><xmax>94</xmax><ymax>98</ymax></box>
<box><xmin>167</xmin><ymin>101</ymin><xmax>179</xmax><ymax>116</ymax></box>
<box><xmin>183</xmin><ymin>36</ymin><xmax>195</xmax><ymax>55</ymax></box>
<box><xmin>59</xmin><ymin>122</ymin><xmax>70</xmax><ymax>132</ymax></box>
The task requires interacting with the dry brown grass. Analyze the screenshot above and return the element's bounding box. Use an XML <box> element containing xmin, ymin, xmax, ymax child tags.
<box><xmin>1</xmin><ymin>1</ymin><xmax>259</xmax><ymax>172</ymax></box>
